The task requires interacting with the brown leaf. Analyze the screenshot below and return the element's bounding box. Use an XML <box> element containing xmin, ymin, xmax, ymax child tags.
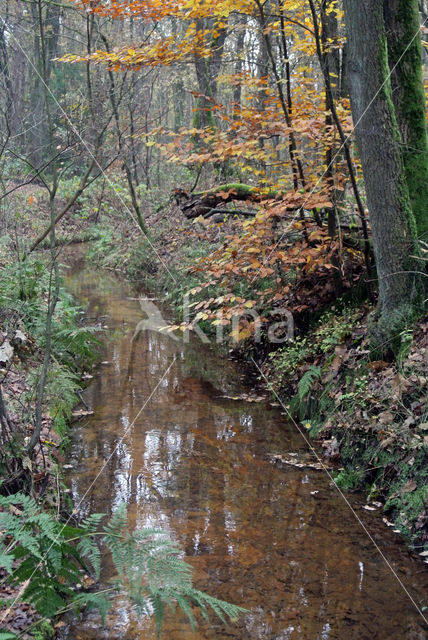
<box><xmin>377</xmin><ymin>411</ymin><xmax>394</xmax><ymax>425</ymax></box>
<box><xmin>380</xmin><ymin>436</ymin><xmax>395</xmax><ymax>448</ymax></box>
<box><xmin>401</xmin><ymin>479</ymin><xmax>417</xmax><ymax>494</ymax></box>
<box><xmin>368</xmin><ymin>360</ymin><xmax>389</xmax><ymax>372</ymax></box>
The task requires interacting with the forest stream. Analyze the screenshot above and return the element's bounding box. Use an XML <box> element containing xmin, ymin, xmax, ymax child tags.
<box><xmin>60</xmin><ymin>250</ymin><xmax>428</xmax><ymax>640</ymax></box>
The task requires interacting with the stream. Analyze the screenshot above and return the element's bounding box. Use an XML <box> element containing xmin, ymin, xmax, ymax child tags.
<box><xmin>62</xmin><ymin>251</ymin><xmax>428</xmax><ymax>640</ymax></box>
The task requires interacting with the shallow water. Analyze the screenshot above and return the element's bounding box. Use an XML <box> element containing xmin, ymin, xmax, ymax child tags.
<box><xmin>63</xmin><ymin>252</ymin><xmax>428</xmax><ymax>640</ymax></box>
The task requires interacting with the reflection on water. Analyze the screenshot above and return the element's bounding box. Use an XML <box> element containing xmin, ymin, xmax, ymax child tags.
<box><xmin>63</xmin><ymin>253</ymin><xmax>428</xmax><ymax>640</ymax></box>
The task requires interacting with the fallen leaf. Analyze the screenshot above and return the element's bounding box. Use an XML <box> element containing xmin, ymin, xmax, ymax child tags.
<box><xmin>401</xmin><ymin>479</ymin><xmax>417</xmax><ymax>494</ymax></box>
<box><xmin>0</xmin><ymin>340</ymin><xmax>13</xmax><ymax>366</ymax></box>
<box><xmin>71</xmin><ymin>410</ymin><xmax>94</xmax><ymax>419</ymax></box>
<box><xmin>382</xmin><ymin>517</ymin><xmax>394</xmax><ymax>527</ymax></box>
<box><xmin>368</xmin><ymin>360</ymin><xmax>390</xmax><ymax>372</ymax></box>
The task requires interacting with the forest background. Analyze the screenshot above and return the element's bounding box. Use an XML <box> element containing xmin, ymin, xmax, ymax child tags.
<box><xmin>0</xmin><ymin>0</ymin><xmax>427</xmax><ymax>637</ymax></box>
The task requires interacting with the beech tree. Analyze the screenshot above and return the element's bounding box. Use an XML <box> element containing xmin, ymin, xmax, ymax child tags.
<box><xmin>343</xmin><ymin>0</ymin><xmax>426</xmax><ymax>355</ymax></box>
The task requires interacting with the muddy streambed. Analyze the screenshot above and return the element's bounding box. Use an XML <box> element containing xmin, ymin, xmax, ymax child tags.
<box><xmin>62</xmin><ymin>252</ymin><xmax>428</xmax><ymax>639</ymax></box>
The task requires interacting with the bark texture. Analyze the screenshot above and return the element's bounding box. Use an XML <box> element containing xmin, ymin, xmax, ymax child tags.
<box><xmin>343</xmin><ymin>0</ymin><xmax>423</xmax><ymax>355</ymax></box>
<box><xmin>193</xmin><ymin>18</ymin><xmax>227</xmax><ymax>130</ymax></box>
<box><xmin>384</xmin><ymin>0</ymin><xmax>428</xmax><ymax>240</ymax></box>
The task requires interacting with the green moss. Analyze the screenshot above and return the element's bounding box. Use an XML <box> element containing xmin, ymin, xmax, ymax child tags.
<box><xmin>386</xmin><ymin>0</ymin><xmax>428</xmax><ymax>240</ymax></box>
<box><xmin>334</xmin><ymin>468</ymin><xmax>366</xmax><ymax>491</ymax></box>
<box><xmin>192</xmin><ymin>99</ymin><xmax>216</xmax><ymax>130</ymax></box>
<box><xmin>192</xmin><ymin>184</ymin><xmax>278</xmax><ymax>199</ymax></box>
<box><xmin>368</xmin><ymin>303</ymin><xmax>420</xmax><ymax>360</ymax></box>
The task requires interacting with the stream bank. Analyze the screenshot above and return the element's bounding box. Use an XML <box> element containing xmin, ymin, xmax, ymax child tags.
<box><xmin>0</xmin><ymin>245</ymin><xmax>102</xmax><ymax>638</ymax></box>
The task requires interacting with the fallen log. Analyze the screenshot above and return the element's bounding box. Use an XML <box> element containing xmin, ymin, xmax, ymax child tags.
<box><xmin>174</xmin><ymin>183</ymin><xmax>278</xmax><ymax>219</ymax></box>
<box><xmin>204</xmin><ymin>207</ymin><xmax>258</xmax><ymax>219</ymax></box>
<box><xmin>174</xmin><ymin>185</ymin><xmax>373</xmax><ymax>258</ymax></box>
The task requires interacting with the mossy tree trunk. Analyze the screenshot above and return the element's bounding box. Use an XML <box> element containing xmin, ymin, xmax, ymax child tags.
<box><xmin>384</xmin><ymin>0</ymin><xmax>428</xmax><ymax>240</ymax></box>
<box><xmin>343</xmin><ymin>0</ymin><xmax>423</xmax><ymax>357</ymax></box>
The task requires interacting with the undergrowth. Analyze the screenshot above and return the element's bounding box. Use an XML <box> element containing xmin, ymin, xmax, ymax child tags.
<box><xmin>0</xmin><ymin>496</ymin><xmax>246</xmax><ymax>638</ymax></box>
<box><xmin>0</xmin><ymin>255</ymin><xmax>101</xmax><ymax>475</ymax></box>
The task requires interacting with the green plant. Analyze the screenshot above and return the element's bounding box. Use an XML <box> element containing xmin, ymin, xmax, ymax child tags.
<box><xmin>85</xmin><ymin>229</ymin><xmax>115</xmax><ymax>264</ymax></box>
<box><xmin>31</xmin><ymin>620</ymin><xmax>54</xmax><ymax>640</ymax></box>
<box><xmin>103</xmin><ymin>505</ymin><xmax>246</xmax><ymax>634</ymax></box>
<box><xmin>313</xmin><ymin>307</ymin><xmax>361</xmax><ymax>354</ymax></box>
<box><xmin>0</xmin><ymin>495</ymin><xmax>105</xmax><ymax>624</ymax></box>
<box><xmin>288</xmin><ymin>365</ymin><xmax>322</xmax><ymax>419</ymax></box>
<box><xmin>269</xmin><ymin>337</ymin><xmax>311</xmax><ymax>385</ymax></box>
<box><xmin>297</xmin><ymin>366</ymin><xmax>322</xmax><ymax>402</ymax></box>
<box><xmin>334</xmin><ymin>468</ymin><xmax>365</xmax><ymax>491</ymax></box>
<box><xmin>396</xmin><ymin>328</ymin><xmax>413</xmax><ymax>367</ymax></box>
<box><xmin>0</xmin><ymin>258</ymin><xmax>100</xmax><ymax>371</ymax></box>
<box><xmin>0</xmin><ymin>495</ymin><xmax>246</xmax><ymax>638</ymax></box>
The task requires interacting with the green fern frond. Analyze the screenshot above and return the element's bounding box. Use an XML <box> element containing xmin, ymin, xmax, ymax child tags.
<box><xmin>0</xmin><ymin>631</ymin><xmax>19</xmax><ymax>640</ymax></box>
<box><xmin>0</xmin><ymin>492</ymin><xmax>38</xmax><ymax>516</ymax></box>
<box><xmin>0</xmin><ymin>496</ymin><xmax>247</xmax><ymax>635</ymax></box>
<box><xmin>103</xmin><ymin>504</ymin><xmax>128</xmax><ymax>539</ymax></box>
<box><xmin>0</xmin><ymin>551</ymin><xmax>14</xmax><ymax>575</ymax></box>
<box><xmin>0</xmin><ymin>512</ymin><xmax>42</xmax><ymax>560</ymax></box>
<box><xmin>102</xmin><ymin>504</ymin><xmax>248</xmax><ymax>635</ymax></box>
<box><xmin>175</xmin><ymin>594</ymin><xmax>197</xmax><ymax>630</ymax></box>
<box><xmin>76</xmin><ymin>534</ymin><xmax>101</xmax><ymax>578</ymax></box>
<box><xmin>73</xmin><ymin>592</ymin><xmax>111</xmax><ymax>624</ymax></box>
<box><xmin>190</xmin><ymin>589</ymin><xmax>247</xmax><ymax>624</ymax></box>
<box><xmin>151</xmin><ymin>594</ymin><xmax>165</xmax><ymax>636</ymax></box>
<box><xmin>80</xmin><ymin>513</ymin><xmax>106</xmax><ymax>533</ymax></box>
<box><xmin>297</xmin><ymin>365</ymin><xmax>321</xmax><ymax>401</ymax></box>
<box><xmin>23</xmin><ymin>578</ymin><xmax>67</xmax><ymax>618</ymax></box>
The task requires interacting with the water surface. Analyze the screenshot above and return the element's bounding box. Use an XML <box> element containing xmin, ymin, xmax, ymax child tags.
<box><xmin>63</xmin><ymin>253</ymin><xmax>428</xmax><ymax>640</ymax></box>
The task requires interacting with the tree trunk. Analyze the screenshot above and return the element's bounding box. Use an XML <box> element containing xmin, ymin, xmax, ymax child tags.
<box><xmin>232</xmin><ymin>17</ymin><xmax>247</xmax><ymax>112</ymax></box>
<box><xmin>193</xmin><ymin>18</ymin><xmax>227</xmax><ymax>130</ymax></box>
<box><xmin>343</xmin><ymin>0</ymin><xmax>423</xmax><ymax>356</ymax></box>
<box><xmin>384</xmin><ymin>0</ymin><xmax>428</xmax><ymax>240</ymax></box>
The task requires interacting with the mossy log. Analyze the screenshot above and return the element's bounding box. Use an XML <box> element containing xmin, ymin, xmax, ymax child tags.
<box><xmin>174</xmin><ymin>184</ymin><xmax>278</xmax><ymax>218</ymax></box>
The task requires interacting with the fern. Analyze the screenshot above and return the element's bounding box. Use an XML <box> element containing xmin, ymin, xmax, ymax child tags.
<box><xmin>0</xmin><ymin>493</ymin><xmax>106</xmax><ymax>620</ymax></box>
<box><xmin>72</xmin><ymin>592</ymin><xmax>111</xmax><ymax>623</ymax></box>
<box><xmin>0</xmin><ymin>550</ymin><xmax>14</xmax><ymax>575</ymax></box>
<box><xmin>76</xmin><ymin>513</ymin><xmax>106</xmax><ymax>578</ymax></box>
<box><xmin>0</xmin><ymin>497</ymin><xmax>247</xmax><ymax>636</ymax></box>
<box><xmin>288</xmin><ymin>365</ymin><xmax>322</xmax><ymax>418</ymax></box>
<box><xmin>297</xmin><ymin>365</ymin><xmax>321</xmax><ymax>402</ymax></box>
<box><xmin>0</xmin><ymin>257</ymin><xmax>100</xmax><ymax>370</ymax></box>
<box><xmin>104</xmin><ymin>504</ymin><xmax>247</xmax><ymax>636</ymax></box>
